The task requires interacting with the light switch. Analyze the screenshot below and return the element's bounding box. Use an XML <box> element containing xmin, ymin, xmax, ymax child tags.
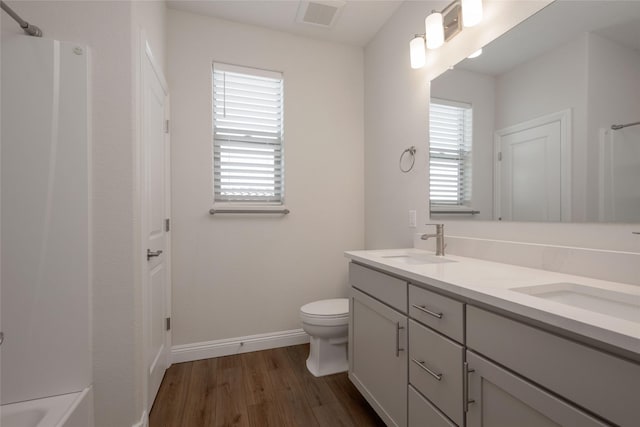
<box><xmin>409</xmin><ymin>210</ymin><xmax>417</xmax><ymax>228</ymax></box>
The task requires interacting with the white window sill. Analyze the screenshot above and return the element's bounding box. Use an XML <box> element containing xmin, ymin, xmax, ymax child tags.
<box><xmin>430</xmin><ymin>206</ymin><xmax>480</xmax><ymax>215</ymax></box>
<box><xmin>209</xmin><ymin>204</ymin><xmax>290</xmax><ymax>215</ymax></box>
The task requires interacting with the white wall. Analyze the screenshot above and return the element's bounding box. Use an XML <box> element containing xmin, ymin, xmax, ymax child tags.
<box><xmin>364</xmin><ymin>0</ymin><xmax>640</xmax><ymax>257</ymax></box>
<box><xmin>2</xmin><ymin>1</ymin><xmax>166</xmax><ymax>426</ymax></box>
<box><xmin>167</xmin><ymin>9</ymin><xmax>364</xmax><ymax>346</ymax></box>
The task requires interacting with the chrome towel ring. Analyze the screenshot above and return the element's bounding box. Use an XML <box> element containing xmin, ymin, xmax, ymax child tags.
<box><xmin>399</xmin><ymin>146</ymin><xmax>417</xmax><ymax>173</ymax></box>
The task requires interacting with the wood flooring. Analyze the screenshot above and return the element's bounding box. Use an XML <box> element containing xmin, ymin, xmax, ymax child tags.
<box><xmin>149</xmin><ymin>344</ymin><xmax>385</xmax><ymax>427</ymax></box>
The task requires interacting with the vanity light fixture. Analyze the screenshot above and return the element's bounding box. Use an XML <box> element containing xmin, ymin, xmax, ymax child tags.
<box><xmin>425</xmin><ymin>12</ymin><xmax>445</xmax><ymax>49</ymax></box>
<box><xmin>410</xmin><ymin>35</ymin><xmax>426</xmax><ymax>69</ymax></box>
<box><xmin>409</xmin><ymin>0</ymin><xmax>483</xmax><ymax>69</ymax></box>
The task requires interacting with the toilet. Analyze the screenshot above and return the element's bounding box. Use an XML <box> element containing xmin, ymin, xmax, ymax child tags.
<box><xmin>300</xmin><ymin>298</ymin><xmax>349</xmax><ymax>377</ymax></box>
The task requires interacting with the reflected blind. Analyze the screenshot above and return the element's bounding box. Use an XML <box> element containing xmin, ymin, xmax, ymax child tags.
<box><xmin>213</xmin><ymin>63</ymin><xmax>284</xmax><ymax>203</ymax></box>
<box><xmin>429</xmin><ymin>99</ymin><xmax>473</xmax><ymax>206</ymax></box>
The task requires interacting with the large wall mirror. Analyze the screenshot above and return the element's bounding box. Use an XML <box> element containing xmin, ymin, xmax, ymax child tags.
<box><xmin>430</xmin><ymin>0</ymin><xmax>640</xmax><ymax>223</ymax></box>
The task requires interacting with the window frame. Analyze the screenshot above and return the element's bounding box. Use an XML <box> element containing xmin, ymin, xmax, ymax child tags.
<box><xmin>211</xmin><ymin>62</ymin><xmax>285</xmax><ymax>209</ymax></box>
<box><xmin>429</xmin><ymin>97</ymin><xmax>473</xmax><ymax>211</ymax></box>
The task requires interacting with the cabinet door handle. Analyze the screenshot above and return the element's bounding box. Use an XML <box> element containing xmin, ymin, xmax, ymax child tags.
<box><xmin>464</xmin><ymin>361</ymin><xmax>476</xmax><ymax>412</ymax></box>
<box><xmin>395</xmin><ymin>322</ymin><xmax>405</xmax><ymax>357</ymax></box>
<box><xmin>411</xmin><ymin>358</ymin><xmax>442</xmax><ymax>381</ymax></box>
<box><xmin>411</xmin><ymin>304</ymin><xmax>443</xmax><ymax>319</ymax></box>
<box><xmin>147</xmin><ymin>249</ymin><xmax>163</xmax><ymax>260</ymax></box>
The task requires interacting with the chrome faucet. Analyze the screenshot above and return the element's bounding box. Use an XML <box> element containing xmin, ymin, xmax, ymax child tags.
<box><xmin>421</xmin><ymin>223</ymin><xmax>446</xmax><ymax>256</ymax></box>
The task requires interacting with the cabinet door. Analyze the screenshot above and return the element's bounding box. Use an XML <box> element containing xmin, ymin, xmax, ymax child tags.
<box><xmin>466</xmin><ymin>351</ymin><xmax>609</xmax><ymax>427</ymax></box>
<box><xmin>350</xmin><ymin>288</ymin><xmax>408</xmax><ymax>427</ymax></box>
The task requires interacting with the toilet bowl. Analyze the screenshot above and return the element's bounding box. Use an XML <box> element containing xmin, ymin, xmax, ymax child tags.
<box><xmin>300</xmin><ymin>298</ymin><xmax>349</xmax><ymax>377</ymax></box>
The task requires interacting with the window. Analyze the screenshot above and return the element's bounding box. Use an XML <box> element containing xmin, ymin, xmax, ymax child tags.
<box><xmin>429</xmin><ymin>98</ymin><xmax>473</xmax><ymax>208</ymax></box>
<box><xmin>212</xmin><ymin>63</ymin><xmax>284</xmax><ymax>204</ymax></box>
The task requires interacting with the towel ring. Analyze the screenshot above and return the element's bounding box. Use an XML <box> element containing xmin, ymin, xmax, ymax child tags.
<box><xmin>399</xmin><ymin>146</ymin><xmax>416</xmax><ymax>173</ymax></box>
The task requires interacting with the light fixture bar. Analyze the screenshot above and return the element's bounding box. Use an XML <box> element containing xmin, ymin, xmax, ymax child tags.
<box><xmin>443</xmin><ymin>3</ymin><xmax>462</xmax><ymax>42</ymax></box>
<box><xmin>408</xmin><ymin>0</ymin><xmax>483</xmax><ymax>69</ymax></box>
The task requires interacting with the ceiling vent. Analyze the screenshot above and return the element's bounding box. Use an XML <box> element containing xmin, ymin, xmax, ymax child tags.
<box><xmin>296</xmin><ymin>1</ymin><xmax>345</xmax><ymax>28</ymax></box>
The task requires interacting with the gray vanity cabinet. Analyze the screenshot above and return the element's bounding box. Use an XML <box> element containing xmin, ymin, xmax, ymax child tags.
<box><xmin>465</xmin><ymin>351</ymin><xmax>608</xmax><ymax>427</ymax></box>
<box><xmin>349</xmin><ymin>264</ymin><xmax>408</xmax><ymax>427</ymax></box>
<box><xmin>467</xmin><ymin>306</ymin><xmax>640</xmax><ymax>426</ymax></box>
<box><xmin>348</xmin><ymin>261</ymin><xmax>639</xmax><ymax>427</ymax></box>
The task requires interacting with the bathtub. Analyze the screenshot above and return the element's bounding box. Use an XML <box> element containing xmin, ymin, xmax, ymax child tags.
<box><xmin>0</xmin><ymin>387</ymin><xmax>93</xmax><ymax>427</ymax></box>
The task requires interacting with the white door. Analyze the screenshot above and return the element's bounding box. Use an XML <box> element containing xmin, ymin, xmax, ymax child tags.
<box><xmin>142</xmin><ymin>39</ymin><xmax>170</xmax><ymax>411</ymax></box>
<box><xmin>495</xmin><ymin>110</ymin><xmax>571</xmax><ymax>222</ymax></box>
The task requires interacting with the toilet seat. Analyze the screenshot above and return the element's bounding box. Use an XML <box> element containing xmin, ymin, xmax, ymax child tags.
<box><xmin>300</xmin><ymin>298</ymin><xmax>348</xmax><ymax>326</ymax></box>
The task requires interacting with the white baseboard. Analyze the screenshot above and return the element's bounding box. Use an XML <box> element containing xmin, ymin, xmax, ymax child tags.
<box><xmin>171</xmin><ymin>328</ymin><xmax>310</xmax><ymax>364</ymax></box>
<box><xmin>132</xmin><ymin>410</ymin><xmax>148</xmax><ymax>427</ymax></box>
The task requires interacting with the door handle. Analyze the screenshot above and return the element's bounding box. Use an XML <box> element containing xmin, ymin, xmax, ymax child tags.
<box><xmin>147</xmin><ymin>249</ymin><xmax>163</xmax><ymax>260</ymax></box>
<box><xmin>464</xmin><ymin>361</ymin><xmax>476</xmax><ymax>412</ymax></box>
<box><xmin>395</xmin><ymin>322</ymin><xmax>405</xmax><ymax>357</ymax></box>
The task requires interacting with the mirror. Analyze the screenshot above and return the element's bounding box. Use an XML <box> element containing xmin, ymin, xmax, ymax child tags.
<box><xmin>430</xmin><ymin>1</ymin><xmax>640</xmax><ymax>223</ymax></box>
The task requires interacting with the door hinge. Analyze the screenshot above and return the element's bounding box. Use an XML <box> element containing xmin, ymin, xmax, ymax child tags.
<box><xmin>498</xmin><ymin>151</ymin><xmax>502</xmax><ymax>161</ymax></box>
<box><xmin>164</xmin><ymin>119</ymin><xmax>170</xmax><ymax>134</ymax></box>
<box><xmin>165</xmin><ymin>218</ymin><xmax>170</xmax><ymax>232</ymax></box>
<box><xmin>165</xmin><ymin>317</ymin><xmax>171</xmax><ymax>331</ymax></box>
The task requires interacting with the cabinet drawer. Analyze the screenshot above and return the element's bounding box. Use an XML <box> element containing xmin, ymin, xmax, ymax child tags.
<box><xmin>349</xmin><ymin>263</ymin><xmax>407</xmax><ymax>313</ymax></box>
<box><xmin>467</xmin><ymin>306</ymin><xmax>640</xmax><ymax>427</ymax></box>
<box><xmin>409</xmin><ymin>320</ymin><xmax>463</xmax><ymax>426</ymax></box>
<box><xmin>409</xmin><ymin>385</ymin><xmax>456</xmax><ymax>427</ymax></box>
<box><xmin>409</xmin><ymin>284</ymin><xmax>464</xmax><ymax>343</ymax></box>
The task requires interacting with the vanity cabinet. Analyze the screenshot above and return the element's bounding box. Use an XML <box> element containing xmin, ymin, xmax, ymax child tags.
<box><xmin>466</xmin><ymin>306</ymin><xmax>640</xmax><ymax>426</ymax></box>
<box><xmin>465</xmin><ymin>351</ymin><xmax>608</xmax><ymax>427</ymax></box>
<box><xmin>349</xmin><ymin>264</ymin><xmax>408</xmax><ymax>427</ymax></box>
<box><xmin>348</xmin><ymin>261</ymin><xmax>639</xmax><ymax>427</ymax></box>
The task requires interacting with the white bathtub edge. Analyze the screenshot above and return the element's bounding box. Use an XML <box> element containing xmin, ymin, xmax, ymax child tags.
<box><xmin>55</xmin><ymin>386</ymin><xmax>93</xmax><ymax>427</ymax></box>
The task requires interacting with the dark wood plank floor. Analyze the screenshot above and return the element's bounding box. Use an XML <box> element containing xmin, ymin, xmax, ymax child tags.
<box><xmin>150</xmin><ymin>344</ymin><xmax>386</xmax><ymax>427</ymax></box>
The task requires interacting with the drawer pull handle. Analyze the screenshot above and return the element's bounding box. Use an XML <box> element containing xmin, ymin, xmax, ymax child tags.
<box><xmin>412</xmin><ymin>304</ymin><xmax>443</xmax><ymax>319</ymax></box>
<box><xmin>395</xmin><ymin>322</ymin><xmax>405</xmax><ymax>357</ymax></box>
<box><xmin>463</xmin><ymin>361</ymin><xmax>476</xmax><ymax>412</ymax></box>
<box><xmin>411</xmin><ymin>358</ymin><xmax>442</xmax><ymax>381</ymax></box>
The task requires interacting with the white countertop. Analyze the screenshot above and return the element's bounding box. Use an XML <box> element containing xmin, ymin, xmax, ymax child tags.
<box><xmin>345</xmin><ymin>248</ymin><xmax>640</xmax><ymax>358</ymax></box>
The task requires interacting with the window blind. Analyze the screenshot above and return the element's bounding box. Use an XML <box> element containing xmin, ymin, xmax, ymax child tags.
<box><xmin>429</xmin><ymin>99</ymin><xmax>473</xmax><ymax>207</ymax></box>
<box><xmin>213</xmin><ymin>63</ymin><xmax>284</xmax><ymax>204</ymax></box>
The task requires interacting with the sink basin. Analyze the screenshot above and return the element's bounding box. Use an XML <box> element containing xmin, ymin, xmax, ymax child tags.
<box><xmin>380</xmin><ymin>254</ymin><xmax>456</xmax><ymax>265</ymax></box>
<box><xmin>512</xmin><ymin>282</ymin><xmax>640</xmax><ymax>323</ymax></box>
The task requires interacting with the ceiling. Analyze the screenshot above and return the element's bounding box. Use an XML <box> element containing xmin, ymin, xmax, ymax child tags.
<box><xmin>167</xmin><ymin>0</ymin><xmax>405</xmax><ymax>47</ymax></box>
<box><xmin>457</xmin><ymin>0</ymin><xmax>640</xmax><ymax>76</ymax></box>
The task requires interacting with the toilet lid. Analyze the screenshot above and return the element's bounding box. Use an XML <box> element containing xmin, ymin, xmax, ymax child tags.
<box><xmin>300</xmin><ymin>298</ymin><xmax>348</xmax><ymax>318</ymax></box>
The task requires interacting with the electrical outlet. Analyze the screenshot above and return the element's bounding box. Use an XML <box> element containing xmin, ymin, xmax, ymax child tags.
<box><xmin>409</xmin><ymin>210</ymin><xmax>417</xmax><ymax>228</ymax></box>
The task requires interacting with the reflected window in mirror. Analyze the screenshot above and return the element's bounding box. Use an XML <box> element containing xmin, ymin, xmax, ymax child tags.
<box><xmin>429</xmin><ymin>99</ymin><xmax>473</xmax><ymax>211</ymax></box>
